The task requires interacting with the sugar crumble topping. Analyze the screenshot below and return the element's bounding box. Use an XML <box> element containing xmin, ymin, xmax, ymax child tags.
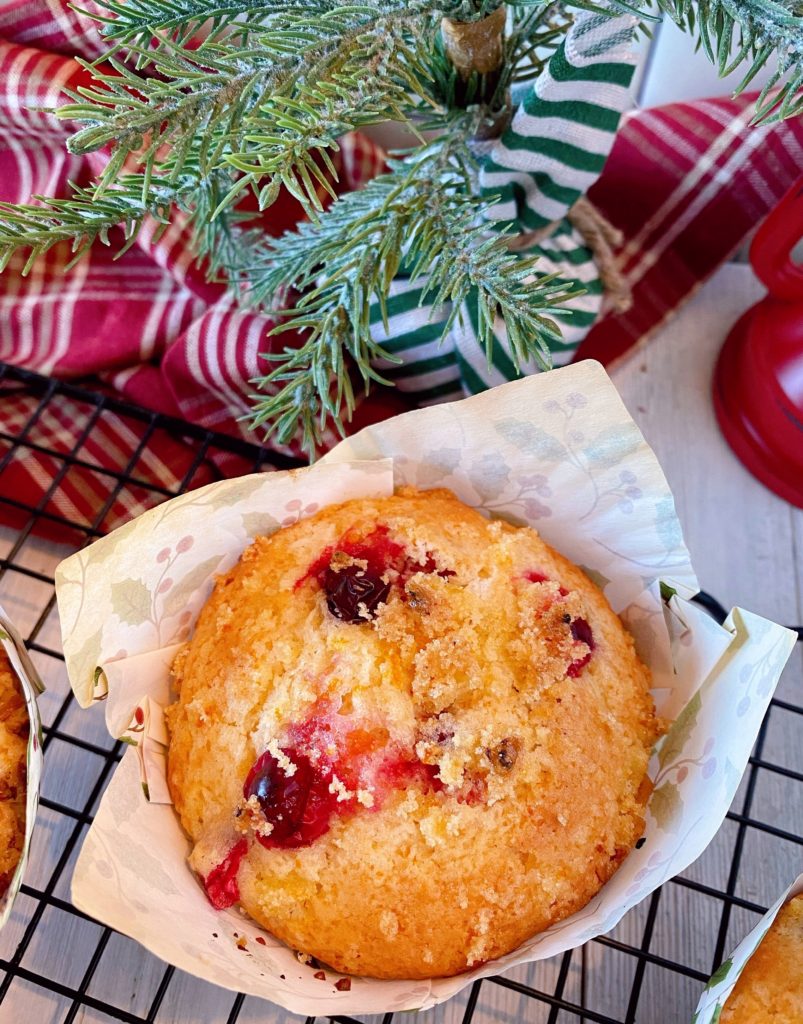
<box><xmin>266</xmin><ymin>739</ymin><xmax>297</xmax><ymax>776</ymax></box>
<box><xmin>328</xmin><ymin>774</ymin><xmax>354</xmax><ymax>803</ymax></box>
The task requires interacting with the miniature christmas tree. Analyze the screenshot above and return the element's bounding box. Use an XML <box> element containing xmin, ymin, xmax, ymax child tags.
<box><xmin>0</xmin><ymin>0</ymin><xmax>800</xmax><ymax>453</ymax></box>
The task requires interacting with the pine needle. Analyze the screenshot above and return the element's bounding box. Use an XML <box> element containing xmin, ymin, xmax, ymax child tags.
<box><xmin>0</xmin><ymin>0</ymin><xmax>799</xmax><ymax>452</ymax></box>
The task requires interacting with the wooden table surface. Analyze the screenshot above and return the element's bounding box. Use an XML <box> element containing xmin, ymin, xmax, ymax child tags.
<box><xmin>0</xmin><ymin>263</ymin><xmax>800</xmax><ymax>1024</ymax></box>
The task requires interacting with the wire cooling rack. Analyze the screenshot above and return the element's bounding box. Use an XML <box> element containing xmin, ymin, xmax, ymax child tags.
<box><xmin>0</xmin><ymin>360</ymin><xmax>800</xmax><ymax>1024</ymax></box>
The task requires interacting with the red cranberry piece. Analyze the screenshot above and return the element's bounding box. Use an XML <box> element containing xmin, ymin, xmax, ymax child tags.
<box><xmin>458</xmin><ymin>775</ymin><xmax>488</xmax><ymax>806</ymax></box>
<box><xmin>243</xmin><ymin>748</ymin><xmax>341</xmax><ymax>849</ymax></box>
<box><xmin>524</xmin><ymin>571</ymin><xmax>567</xmax><ymax>596</ymax></box>
<box><xmin>300</xmin><ymin>526</ymin><xmax>452</xmax><ymax>607</ymax></box>
<box><xmin>570</xmin><ymin>617</ymin><xmax>594</xmax><ymax>647</ymax></box>
<box><xmin>294</xmin><ymin>781</ymin><xmax>341</xmax><ymax>847</ymax></box>
<box><xmin>244</xmin><ymin>751</ymin><xmax>314</xmax><ymax>841</ymax></box>
<box><xmin>203</xmin><ymin>838</ymin><xmax>248</xmax><ymax>909</ymax></box>
<box><xmin>567</xmin><ymin>658</ymin><xmax>590</xmax><ymax>678</ymax></box>
<box><xmin>567</xmin><ymin>617</ymin><xmax>595</xmax><ymax>677</ymax></box>
<box><xmin>324</xmin><ymin>564</ymin><xmax>391</xmax><ymax>622</ymax></box>
<box><xmin>380</xmin><ymin>756</ymin><xmax>444</xmax><ymax>794</ymax></box>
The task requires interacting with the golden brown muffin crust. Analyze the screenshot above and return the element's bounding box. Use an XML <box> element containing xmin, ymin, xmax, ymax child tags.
<box><xmin>167</xmin><ymin>486</ymin><xmax>662</xmax><ymax>978</ymax></box>
<box><xmin>721</xmin><ymin>894</ymin><xmax>803</xmax><ymax>1023</ymax></box>
<box><xmin>0</xmin><ymin>646</ymin><xmax>28</xmax><ymax>899</ymax></box>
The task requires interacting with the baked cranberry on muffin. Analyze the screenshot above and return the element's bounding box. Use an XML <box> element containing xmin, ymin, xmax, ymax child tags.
<box><xmin>0</xmin><ymin>647</ymin><xmax>28</xmax><ymax>899</ymax></box>
<box><xmin>166</xmin><ymin>487</ymin><xmax>662</xmax><ymax>979</ymax></box>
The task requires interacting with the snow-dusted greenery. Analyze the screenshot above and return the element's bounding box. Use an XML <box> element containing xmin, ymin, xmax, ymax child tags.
<box><xmin>0</xmin><ymin>0</ymin><xmax>800</xmax><ymax>451</ymax></box>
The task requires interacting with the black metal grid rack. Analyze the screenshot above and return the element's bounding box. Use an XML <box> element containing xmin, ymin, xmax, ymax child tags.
<box><xmin>0</xmin><ymin>360</ymin><xmax>800</xmax><ymax>1024</ymax></box>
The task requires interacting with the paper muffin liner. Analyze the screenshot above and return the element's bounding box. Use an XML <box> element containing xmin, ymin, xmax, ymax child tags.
<box><xmin>693</xmin><ymin>873</ymin><xmax>803</xmax><ymax>1023</ymax></box>
<box><xmin>0</xmin><ymin>606</ymin><xmax>44</xmax><ymax>930</ymax></box>
<box><xmin>54</xmin><ymin>361</ymin><xmax>797</xmax><ymax>1016</ymax></box>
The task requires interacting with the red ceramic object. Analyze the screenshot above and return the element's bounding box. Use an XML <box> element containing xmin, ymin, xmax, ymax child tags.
<box><xmin>713</xmin><ymin>178</ymin><xmax>803</xmax><ymax>508</ymax></box>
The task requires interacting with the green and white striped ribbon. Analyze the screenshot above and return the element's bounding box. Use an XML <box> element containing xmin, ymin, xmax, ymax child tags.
<box><xmin>370</xmin><ymin>9</ymin><xmax>637</xmax><ymax>403</ymax></box>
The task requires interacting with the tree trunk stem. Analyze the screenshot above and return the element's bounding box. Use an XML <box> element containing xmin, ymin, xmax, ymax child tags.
<box><xmin>441</xmin><ymin>6</ymin><xmax>506</xmax><ymax>79</ymax></box>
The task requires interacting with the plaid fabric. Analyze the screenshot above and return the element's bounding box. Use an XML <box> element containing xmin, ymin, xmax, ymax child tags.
<box><xmin>581</xmin><ymin>97</ymin><xmax>803</xmax><ymax>365</ymax></box>
<box><xmin>0</xmin><ymin>2</ymin><xmax>388</xmax><ymax>455</ymax></box>
<box><xmin>1</xmin><ymin>1</ymin><xmax>803</xmax><ymax>539</ymax></box>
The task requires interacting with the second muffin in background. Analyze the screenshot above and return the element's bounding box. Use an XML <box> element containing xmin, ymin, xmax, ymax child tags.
<box><xmin>0</xmin><ymin>646</ymin><xmax>28</xmax><ymax>901</ymax></box>
<box><xmin>720</xmin><ymin>894</ymin><xmax>803</xmax><ymax>1023</ymax></box>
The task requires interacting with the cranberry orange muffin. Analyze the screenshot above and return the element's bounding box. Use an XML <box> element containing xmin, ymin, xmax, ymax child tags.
<box><xmin>166</xmin><ymin>487</ymin><xmax>662</xmax><ymax>978</ymax></box>
<box><xmin>720</xmin><ymin>894</ymin><xmax>803</xmax><ymax>1023</ymax></box>
<box><xmin>0</xmin><ymin>647</ymin><xmax>28</xmax><ymax>899</ymax></box>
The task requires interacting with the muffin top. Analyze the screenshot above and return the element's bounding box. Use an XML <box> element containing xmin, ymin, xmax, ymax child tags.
<box><xmin>0</xmin><ymin>646</ymin><xmax>28</xmax><ymax>900</ymax></box>
<box><xmin>166</xmin><ymin>486</ymin><xmax>661</xmax><ymax>978</ymax></box>
<box><xmin>720</xmin><ymin>894</ymin><xmax>803</xmax><ymax>1023</ymax></box>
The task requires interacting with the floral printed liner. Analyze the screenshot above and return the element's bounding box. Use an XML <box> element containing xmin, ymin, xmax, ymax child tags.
<box><xmin>0</xmin><ymin>606</ymin><xmax>44</xmax><ymax>931</ymax></box>
<box><xmin>55</xmin><ymin>361</ymin><xmax>798</xmax><ymax>1016</ymax></box>
<box><xmin>692</xmin><ymin>873</ymin><xmax>803</xmax><ymax>1023</ymax></box>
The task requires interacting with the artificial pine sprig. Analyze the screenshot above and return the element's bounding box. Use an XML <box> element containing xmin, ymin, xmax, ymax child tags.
<box><xmin>657</xmin><ymin>0</ymin><xmax>803</xmax><ymax>120</ymax></box>
<box><xmin>0</xmin><ymin>182</ymin><xmax>170</xmax><ymax>274</ymax></box>
<box><xmin>84</xmin><ymin>0</ymin><xmax>496</xmax><ymax>46</ymax></box>
<box><xmin>244</xmin><ymin>150</ymin><xmax>576</xmax><ymax>451</ymax></box>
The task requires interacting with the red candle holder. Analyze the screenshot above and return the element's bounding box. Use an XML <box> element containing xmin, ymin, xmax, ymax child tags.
<box><xmin>713</xmin><ymin>178</ymin><xmax>803</xmax><ymax>508</ymax></box>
